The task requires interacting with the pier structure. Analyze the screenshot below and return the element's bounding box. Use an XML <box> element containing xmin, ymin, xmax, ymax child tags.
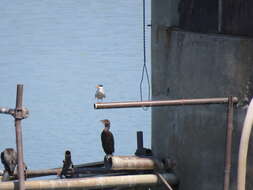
<box><xmin>151</xmin><ymin>1</ymin><xmax>253</xmax><ymax>190</ymax></box>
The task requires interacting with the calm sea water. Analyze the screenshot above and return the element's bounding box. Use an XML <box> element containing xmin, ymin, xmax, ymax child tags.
<box><xmin>0</xmin><ymin>0</ymin><xmax>151</xmax><ymax>171</ymax></box>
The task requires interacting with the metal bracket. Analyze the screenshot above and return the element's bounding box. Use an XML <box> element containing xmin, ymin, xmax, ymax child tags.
<box><xmin>12</xmin><ymin>107</ymin><xmax>29</xmax><ymax>120</ymax></box>
<box><xmin>0</xmin><ymin>107</ymin><xmax>29</xmax><ymax>119</ymax></box>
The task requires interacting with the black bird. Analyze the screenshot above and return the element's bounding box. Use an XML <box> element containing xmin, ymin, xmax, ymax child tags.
<box><xmin>60</xmin><ymin>150</ymin><xmax>74</xmax><ymax>178</ymax></box>
<box><xmin>101</xmin><ymin>119</ymin><xmax>114</xmax><ymax>157</ymax></box>
<box><xmin>1</xmin><ymin>148</ymin><xmax>17</xmax><ymax>181</ymax></box>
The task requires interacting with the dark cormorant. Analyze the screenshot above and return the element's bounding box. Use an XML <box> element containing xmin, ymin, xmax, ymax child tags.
<box><xmin>1</xmin><ymin>148</ymin><xmax>17</xmax><ymax>181</ymax></box>
<box><xmin>60</xmin><ymin>150</ymin><xmax>74</xmax><ymax>178</ymax></box>
<box><xmin>101</xmin><ymin>119</ymin><xmax>114</xmax><ymax>157</ymax></box>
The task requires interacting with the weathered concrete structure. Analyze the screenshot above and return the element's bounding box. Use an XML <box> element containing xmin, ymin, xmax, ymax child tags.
<box><xmin>151</xmin><ymin>1</ymin><xmax>253</xmax><ymax>190</ymax></box>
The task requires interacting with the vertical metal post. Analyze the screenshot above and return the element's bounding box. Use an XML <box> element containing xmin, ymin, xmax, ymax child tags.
<box><xmin>137</xmin><ymin>131</ymin><xmax>144</xmax><ymax>150</ymax></box>
<box><xmin>15</xmin><ymin>84</ymin><xmax>25</xmax><ymax>190</ymax></box>
<box><xmin>218</xmin><ymin>0</ymin><xmax>223</xmax><ymax>32</ymax></box>
<box><xmin>223</xmin><ymin>96</ymin><xmax>234</xmax><ymax>190</ymax></box>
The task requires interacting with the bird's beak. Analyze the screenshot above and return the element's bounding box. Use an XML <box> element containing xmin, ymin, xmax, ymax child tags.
<box><xmin>96</xmin><ymin>85</ymin><xmax>99</xmax><ymax>88</ymax></box>
<box><xmin>100</xmin><ymin>120</ymin><xmax>104</xmax><ymax>124</ymax></box>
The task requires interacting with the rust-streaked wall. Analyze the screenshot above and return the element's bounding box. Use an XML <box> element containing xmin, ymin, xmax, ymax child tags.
<box><xmin>151</xmin><ymin>1</ymin><xmax>253</xmax><ymax>190</ymax></box>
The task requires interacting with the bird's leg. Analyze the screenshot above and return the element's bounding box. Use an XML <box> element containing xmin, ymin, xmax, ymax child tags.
<box><xmin>2</xmin><ymin>170</ymin><xmax>10</xmax><ymax>181</ymax></box>
<box><xmin>59</xmin><ymin>160</ymin><xmax>65</xmax><ymax>178</ymax></box>
<box><xmin>24</xmin><ymin>163</ymin><xmax>27</xmax><ymax>181</ymax></box>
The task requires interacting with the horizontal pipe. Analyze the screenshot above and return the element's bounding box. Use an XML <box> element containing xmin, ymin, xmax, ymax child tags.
<box><xmin>12</xmin><ymin>168</ymin><xmax>146</xmax><ymax>180</ymax></box>
<box><xmin>105</xmin><ymin>156</ymin><xmax>160</xmax><ymax>170</ymax></box>
<box><xmin>7</xmin><ymin>169</ymin><xmax>60</xmax><ymax>180</ymax></box>
<box><xmin>1</xmin><ymin>161</ymin><xmax>105</xmax><ymax>179</ymax></box>
<box><xmin>74</xmin><ymin>161</ymin><xmax>104</xmax><ymax>168</ymax></box>
<box><xmin>9</xmin><ymin>157</ymin><xmax>155</xmax><ymax>179</ymax></box>
<box><xmin>0</xmin><ymin>107</ymin><xmax>29</xmax><ymax>118</ymax></box>
<box><xmin>0</xmin><ymin>173</ymin><xmax>178</xmax><ymax>190</ymax></box>
<box><xmin>75</xmin><ymin>167</ymin><xmax>152</xmax><ymax>175</ymax></box>
<box><xmin>0</xmin><ymin>107</ymin><xmax>14</xmax><ymax>115</ymax></box>
<box><xmin>26</xmin><ymin>169</ymin><xmax>59</xmax><ymax>178</ymax></box>
<box><xmin>11</xmin><ymin>168</ymin><xmax>134</xmax><ymax>180</ymax></box>
<box><xmin>94</xmin><ymin>97</ymin><xmax>238</xmax><ymax>109</ymax></box>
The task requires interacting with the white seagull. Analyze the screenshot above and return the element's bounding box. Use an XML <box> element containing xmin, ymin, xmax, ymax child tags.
<box><xmin>95</xmin><ymin>85</ymin><xmax>106</xmax><ymax>101</ymax></box>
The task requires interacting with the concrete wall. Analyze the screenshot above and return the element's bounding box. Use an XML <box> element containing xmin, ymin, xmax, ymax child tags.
<box><xmin>151</xmin><ymin>1</ymin><xmax>253</xmax><ymax>190</ymax></box>
<box><xmin>178</xmin><ymin>0</ymin><xmax>253</xmax><ymax>36</ymax></box>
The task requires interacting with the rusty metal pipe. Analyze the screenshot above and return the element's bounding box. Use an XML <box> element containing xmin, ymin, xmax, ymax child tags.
<box><xmin>6</xmin><ymin>169</ymin><xmax>60</xmax><ymax>180</ymax></box>
<box><xmin>223</xmin><ymin>96</ymin><xmax>234</xmax><ymax>190</ymax></box>
<box><xmin>94</xmin><ymin>97</ymin><xmax>238</xmax><ymax>109</ymax></box>
<box><xmin>105</xmin><ymin>156</ymin><xmax>162</xmax><ymax>170</ymax></box>
<box><xmin>14</xmin><ymin>84</ymin><xmax>25</xmax><ymax>190</ymax></box>
<box><xmin>0</xmin><ymin>107</ymin><xmax>15</xmax><ymax>115</ymax></box>
<box><xmin>0</xmin><ymin>173</ymin><xmax>178</xmax><ymax>190</ymax></box>
<box><xmin>0</xmin><ymin>161</ymin><xmax>105</xmax><ymax>179</ymax></box>
<box><xmin>74</xmin><ymin>167</ymin><xmax>152</xmax><ymax>175</ymax></box>
<box><xmin>24</xmin><ymin>169</ymin><xmax>59</xmax><ymax>178</ymax></box>
<box><xmin>12</xmin><ymin>168</ymin><xmax>151</xmax><ymax>180</ymax></box>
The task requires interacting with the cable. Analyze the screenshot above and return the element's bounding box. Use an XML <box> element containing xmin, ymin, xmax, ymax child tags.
<box><xmin>139</xmin><ymin>0</ymin><xmax>151</xmax><ymax>111</ymax></box>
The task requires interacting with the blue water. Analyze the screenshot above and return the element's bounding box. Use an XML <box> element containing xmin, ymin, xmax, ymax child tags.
<box><xmin>0</xmin><ymin>0</ymin><xmax>151</xmax><ymax>171</ymax></box>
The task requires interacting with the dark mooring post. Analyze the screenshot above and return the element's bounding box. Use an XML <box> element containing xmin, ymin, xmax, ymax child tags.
<box><xmin>14</xmin><ymin>84</ymin><xmax>25</xmax><ymax>190</ymax></box>
<box><xmin>137</xmin><ymin>131</ymin><xmax>144</xmax><ymax>150</ymax></box>
<box><xmin>135</xmin><ymin>131</ymin><xmax>144</xmax><ymax>156</ymax></box>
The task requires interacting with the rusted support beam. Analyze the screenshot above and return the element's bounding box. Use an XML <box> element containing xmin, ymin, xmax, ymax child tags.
<box><xmin>94</xmin><ymin>97</ymin><xmax>238</xmax><ymax>109</ymax></box>
<box><xmin>0</xmin><ymin>173</ymin><xmax>178</xmax><ymax>190</ymax></box>
<box><xmin>223</xmin><ymin>96</ymin><xmax>234</xmax><ymax>190</ymax></box>
<box><xmin>14</xmin><ymin>84</ymin><xmax>25</xmax><ymax>190</ymax></box>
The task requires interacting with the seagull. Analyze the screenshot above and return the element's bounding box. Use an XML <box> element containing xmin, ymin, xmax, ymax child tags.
<box><xmin>1</xmin><ymin>148</ymin><xmax>17</xmax><ymax>181</ymax></box>
<box><xmin>95</xmin><ymin>85</ymin><xmax>106</xmax><ymax>102</ymax></box>
<box><xmin>101</xmin><ymin>119</ymin><xmax>114</xmax><ymax>158</ymax></box>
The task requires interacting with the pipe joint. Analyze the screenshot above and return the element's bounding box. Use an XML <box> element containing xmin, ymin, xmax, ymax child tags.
<box><xmin>12</xmin><ymin>107</ymin><xmax>29</xmax><ymax>120</ymax></box>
